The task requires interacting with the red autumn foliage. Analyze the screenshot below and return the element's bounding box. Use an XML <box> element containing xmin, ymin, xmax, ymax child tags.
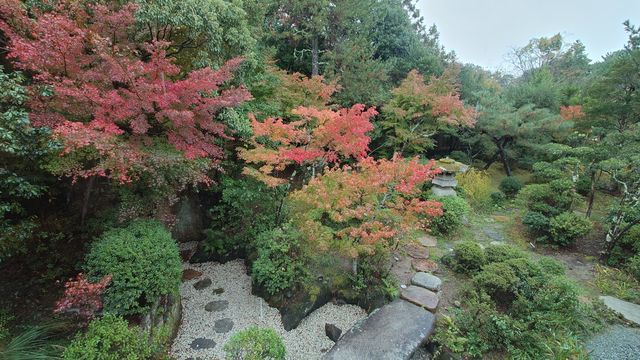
<box><xmin>240</xmin><ymin>104</ymin><xmax>378</xmax><ymax>186</ymax></box>
<box><xmin>289</xmin><ymin>155</ymin><xmax>442</xmax><ymax>257</ymax></box>
<box><xmin>54</xmin><ymin>273</ymin><xmax>112</xmax><ymax>321</ymax></box>
<box><xmin>1</xmin><ymin>2</ymin><xmax>251</xmax><ymax>183</ymax></box>
<box><xmin>560</xmin><ymin>105</ymin><xmax>585</xmax><ymax>120</ymax></box>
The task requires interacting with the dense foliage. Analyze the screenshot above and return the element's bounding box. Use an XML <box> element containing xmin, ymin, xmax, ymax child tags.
<box><xmin>84</xmin><ymin>220</ymin><xmax>181</xmax><ymax>316</ymax></box>
<box><xmin>62</xmin><ymin>314</ymin><xmax>151</xmax><ymax>360</ymax></box>
<box><xmin>437</xmin><ymin>244</ymin><xmax>602</xmax><ymax>358</ymax></box>
<box><xmin>223</xmin><ymin>326</ymin><xmax>286</xmax><ymax>360</ymax></box>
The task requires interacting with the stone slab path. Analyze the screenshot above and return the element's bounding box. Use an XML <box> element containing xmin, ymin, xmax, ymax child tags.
<box><xmin>600</xmin><ymin>296</ymin><xmax>640</xmax><ymax>325</ymax></box>
<box><xmin>323</xmin><ymin>299</ymin><xmax>436</xmax><ymax>360</ymax></box>
<box><xmin>171</xmin><ymin>259</ymin><xmax>366</xmax><ymax>360</ymax></box>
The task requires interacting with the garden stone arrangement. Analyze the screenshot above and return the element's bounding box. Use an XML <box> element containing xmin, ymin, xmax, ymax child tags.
<box><xmin>171</xmin><ymin>258</ymin><xmax>367</xmax><ymax>360</ymax></box>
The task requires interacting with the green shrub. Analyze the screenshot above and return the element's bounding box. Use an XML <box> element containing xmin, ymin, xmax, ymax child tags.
<box><xmin>63</xmin><ymin>315</ymin><xmax>151</xmax><ymax>360</ymax></box>
<box><xmin>519</xmin><ymin>179</ymin><xmax>575</xmax><ymax>217</ymax></box>
<box><xmin>521</xmin><ymin>211</ymin><xmax>550</xmax><ymax>236</ymax></box>
<box><xmin>252</xmin><ymin>225</ymin><xmax>309</xmax><ymax>295</ymax></box>
<box><xmin>84</xmin><ymin>220</ymin><xmax>182</xmax><ymax>316</ymax></box>
<box><xmin>549</xmin><ymin>212</ymin><xmax>593</xmax><ymax>247</ymax></box>
<box><xmin>429</xmin><ymin>196</ymin><xmax>470</xmax><ymax>235</ymax></box>
<box><xmin>206</xmin><ymin>175</ymin><xmax>285</xmax><ymax>256</ymax></box>
<box><xmin>451</xmin><ymin>241</ymin><xmax>486</xmax><ymax>274</ymax></box>
<box><xmin>626</xmin><ymin>256</ymin><xmax>640</xmax><ymax>281</ymax></box>
<box><xmin>484</xmin><ymin>244</ymin><xmax>528</xmax><ymax>264</ymax></box>
<box><xmin>473</xmin><ymin>262</ymin><xmax>518</xmax><ymax>302</ymax></box>
<box><xmin>537</xmin><ymin>257</ymin><xmax>566</xmax><ymax>276</ymax></box>
<box><xmin>490</xmin><ymin>191</ymin><xmax>506</xmax><ymax>205</ymax></box>
<box><xmin>575</xmin><ymin>175</ymin><xmax>592</xmax><ymax>197</ymax></box>
<box><xmin>456</xmin><ymin>170</ymin><xmax>492</xmax><ymax>208</ymax></box>
<box><xmin>223</xmin><ymin>327</ymin><xmax>285</xmax><ymax>360</ymax></box>
<box><xmin>498</xmin><ymin>176</ymin><xmax>523</xmax><ymax>197</ymax></box>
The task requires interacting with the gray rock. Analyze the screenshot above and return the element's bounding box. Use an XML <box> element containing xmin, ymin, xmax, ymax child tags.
<box><xmin>483</xmin><ymin>228</ymin><xmax>504</xmax><ymax>242</ymax></box>
<box><xmin>214</xmin><ymin>318</ymin><xmax>234</xmax><ymax>333</ymax></box>
<box><xmin>204</xmin><ymin>300</ymin><xmax>228</xmax><ymax>312</ymax></box>
<box><xmin>586</xmin><ymin>325</ymin><xmax>640</xmax><ymax>360</ymax></box>
<box><xmin>190</xmin><ymin>338</ymin><xmax>216</xmax><ymax>350</ymax></box>
<box><xmin>323</xmin><ymin>299</ymin><xmax>435</xmax><ymax>360</ymax></box>
<box><xmin>411</xmin><ymin>272</ymin><xmax>442</xmax><ymax>292</ymax></box>
<box><xmin>400</xmin><ymin>286</ymin><xmax>439</xmax><ymax>312</ymax></box>
<box><xmin>325</xmin><ymin>323</ymin><xmax>342</xmax><ymax>342</ymax></box>
<box><xmin>193</xmin><ymin>278</ymin><xmax>212</xmax><ymax>290</ymax></box>
<box><xmin>600</xmin><ymin>296</ymin><xmax>640</xmax><ymax>325</ymax></box>
<box><xmin>212</xmin><ymin>287</ymin><xmax>224</xmax><ymax>295</ymax></box>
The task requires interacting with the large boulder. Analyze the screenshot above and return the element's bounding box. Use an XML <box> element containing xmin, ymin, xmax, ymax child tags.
<box><xmin>324</xmin><ymin>300</ymin><xmax>436</xmax><ymax>360</ymax></box>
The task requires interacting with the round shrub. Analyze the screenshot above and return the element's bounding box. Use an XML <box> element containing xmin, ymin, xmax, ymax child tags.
<box><xmin>473</xmin><ymin>262</ymin><xmax>518</xmax><ymax>302</ymax></box>
<box><xmin>63</xmin><ymin>314</ymin><xmax>151</xmax><ymax>360</ymax></box>
<box><xmin>252</xmin><ymin>225</ymin><xmax>308</xmax><ymax>295</ymax></box>
<box><xmin>575</xmin><ymin>176</ymin><xmax>592</xmax><ymax>197</ymax></box>
<box><xmin>430</xmin><ymin>196</ymin><xmax>470</xmax><ymax>235</ymax></box>
<box><xmin>537</xmin><ymin>257</ymin><xmax>566</xmax><ymax>276</ymax></box>
<box><xmin>223</xmin><ymin>327</ymin><xmax>285</xmax><ymax>360</ymax></box>
<box><xmin>522</xmin><ymin>211</ymin><xmax>549</xmax><ymax>236</ymax></box>
<box><xmin>84</xmin><ymin>220</ymin><xmax>182</xmax><ymax>316</ymax></box>
<box><xmin>485</xmin><ymin>244</ymin><xmax>528</xmax><ymax>264</ymax></box>
<box><xmin>626</xmin><ymin>255</ymin><xmax>640</xmax><ymax>281</ymax></box>
<box><xmin>499</xmin><ymin>176</ymin><xmax>523</xmax><ymax>197</ymax></box>
<box><xmin>549</xmin><ymin>212</ymin><xmax>593</xmax><ymax>247</ymax></box>
<box><xmin>452</xmin><ymin>241</ymin><xmax>486</xmax><ymax>274</ymax></box>
<box><xmin>490</xmin><ymin>191</ymin><xmax>506</xmax><ymax>206</ymax></box>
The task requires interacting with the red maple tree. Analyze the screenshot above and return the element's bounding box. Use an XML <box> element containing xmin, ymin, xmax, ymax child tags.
<box><xmin>1</xmin><ymin>2</ymin><xmax>251</xmax><ymax>183</ymax></box>
<box><xmin>240</xmin><ymin>104</ymin><xmax>378</xmax><ymax>186</ymax></box>
<box><xmin>54</xmin><ymin>273</ymin><xmax>112</xmax><ymax>321</ymax></box>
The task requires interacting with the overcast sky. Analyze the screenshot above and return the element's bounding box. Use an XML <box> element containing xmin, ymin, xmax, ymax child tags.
<box><xmin>418</xmin><ymin>0</ymin><xmax>640</xmax><ymax>71</ymax></box>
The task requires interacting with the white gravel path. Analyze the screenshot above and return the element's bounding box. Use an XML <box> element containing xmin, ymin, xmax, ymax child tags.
<box><xmin>170</xmin><ymin>259</ymin><xmax>367</xmax><ymax>360</ymax></box>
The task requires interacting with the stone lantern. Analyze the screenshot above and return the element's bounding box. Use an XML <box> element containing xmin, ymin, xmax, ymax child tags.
<box><xmin>431</xmin><ymin>157</ymin><xmax>468</xmax><ymax>197</ymax></box>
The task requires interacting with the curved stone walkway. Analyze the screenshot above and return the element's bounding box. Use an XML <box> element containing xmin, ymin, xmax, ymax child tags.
<box><xmin>170</xmin><ymin>259</ymin><xmax>367</xmax><ymax>360</ymax></box>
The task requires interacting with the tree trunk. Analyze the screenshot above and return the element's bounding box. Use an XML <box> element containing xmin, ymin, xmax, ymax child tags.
<box><xmin>498</xmin><ymin>143</ymin><xmax>512</xmax><ymax>176</ymax></box>
<box><xmin>311</xmin><ymin>35</ymin><xmax>319</xmax><ymax>76</ymax></box>
<box><xmin>586</xmin><ymin>170</ymin><xmax>598</xmax><ymax>218</ymax></box>
<box><xmin>483</xmin><ymin>150</ymin><xmax>500</xmax><ymax>170</ymax></box>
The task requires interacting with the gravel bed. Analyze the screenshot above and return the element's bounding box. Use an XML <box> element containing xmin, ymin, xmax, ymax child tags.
<box><xmin>586</xmin><ymin>325</ymin><xmax>640</xmax><ymax>360</ymax></box>
<box><xmin>170</xmin><ymin>259</ymin><xmax>367</xmax><ymax>360</ymax></box>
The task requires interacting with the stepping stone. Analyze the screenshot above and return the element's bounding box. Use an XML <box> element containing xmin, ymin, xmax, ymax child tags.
<box><xmin>205</xmin><ymin>300</ymin><xmax>228</xmax><ymax>312</ymax></box>
<box><xmin>190</xmin><ymin>338</ymin><xmax>216</xmax><ymax>350</ymax></box>
<box><xmin>212</xmin><ymin>287</ymin><xmax>225</xmax><ymax>295</ymax></box>
<box><xmin>325</xmin><ymin>323</ymin><xmax>342</xmax><ymax>342</ymax></box>
<box><xmin>193</xmin><ymin>278</ymin><xmax>212</xmax><ymax>290</ymax></box>
<box><xmin>483</xmin><ymin>228</ymin><xmax>504</xmax><ymax>242</ymax></box>
<box><xmin>324</xmin><ymin>299</ymin><xmax>435</xmax><ymax>360</ymax></box>
<box><xmin>418</xmin><ymin>235</ymin><xmax>437</xmax><ymax>248</ymax></box>
<box><xmin>600</xmin><ymin>296</ymin><xmax>640</xmax><ymax>325</ymax></box>
<box><xmin>405</xmin><ymin>244</ymin><xmax>429</xmax><ymax>259</ymax></box>
<box><xmin>400</xmin><ymin>286</ymin><xmax>439</xmax><ymax>312</ymax></box>
<box><xmin>412</xmin><ymin>259</ymin><xmax>438</xmax><ymax>273</ymax></box>
<box><xmin>411</xmin><ymin>272</ymin><xmax>442</xmax><ymax>292</ymax></box>
<box><xmin>180</xmin><ymin>250</ymin><xmax>192</xmax><ymax>262</ymax></box>
<box><xmin>214</xmin><ymin>318</ymin><xmax>234</xmax><ymax>333</ymax></box>
<box><xmin>182</xmin><ymin>269</ymin><xmax>202</xmax><ymax>281</ymax></box>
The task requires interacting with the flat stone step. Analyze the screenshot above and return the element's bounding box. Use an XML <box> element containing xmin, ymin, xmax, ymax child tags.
<box><xmin>323</xmin><ymin>299</ymin><xmax>435</xmax><ymax>360</ymax></box>
<box><xmin>411</xmin><ymin>272</ymin><xmax>442</xmax><ymax>292</ymax></box>
<box><xmin>600</xmin><ymin>296</ymin><xmax>640</xmax><ymax>325</ymax></box>
<box><xmin>400</xmin><ymin>286</ymin><xmax>439</xmax><ymax>312</ymax></box>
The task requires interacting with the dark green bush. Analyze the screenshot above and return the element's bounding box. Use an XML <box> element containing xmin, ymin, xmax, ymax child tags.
<box><xmin>63</xmin><ymin>314</ymin><xmax>151</xmax><ymax>360</ymax></box>
<box><xmin>429</xmin><ymin>196</ymin><xmax>470</xmax><ymax>235</ymax></box>
<box><xmin>498</xmin><ymin>176</ymin><xmax>523</xmax><ymax>197</ymax></box>
<box><xmin>206</xmin><ymin>175</ymin><xmax>285</xmax><ymax>257</ymax></box>
<box><xmin>252</xmin><ymin>225</ymin><xmax>309</xmax><ymax>295</ymax></box>
<box><xmin>441</xmin><ymin>242</ymin><xmax>603</xmax><ymax>359</ymax></box>
<box><xmin>473</xmin><ymin>262</ymin><xmax>518</xmax><ymax>302</ymax></box>
<box><xmin>575</xmin><ymin>175</ymin><xmax>592</xmax><ymax>197</ymax></box>
<box><xmin>484</xmin><ymin>244</ymin><xmax>528</xmax><ymax>264</ymax></box>
<box><xmin>522</xmin><ymin>211</ymin><xmax>550</xmax><ymax>236</ymax></box>
<box><xmin>626</xmin><ymin>256</ymin><xmax>640</xmax><ymax>281</ymax></box>
<box><xmin>451</xmin><ymin>241</ymin><xmax>486</xmax><ymax>274</ymax></box>
<box><xmin>490</xmin><ymin>191</ymin><xmax>507</xmax><ymax>205</ymax></box>
<box><xmin>549</xmin><ymin>212</ymin><xmax>593</xmax><ymax>247</ymax></box>
<box><xmin>519</xmin><ymin>179</ymin><xmax>575</xmax><ymax>218</ymax></box>
<box><xmin>537</xmin><ymin>257</ymin><xmax>566</xmax><ymax>276</ymax></box>
<box><xmin>223</xmin><ymin>326</ymin><xmax>285</xmax><ymax>360</ymax></box>
<box><xmin>84</xmin><ymin>220</ymin><xmax>181</xmax><ymax>316</ymax></box>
